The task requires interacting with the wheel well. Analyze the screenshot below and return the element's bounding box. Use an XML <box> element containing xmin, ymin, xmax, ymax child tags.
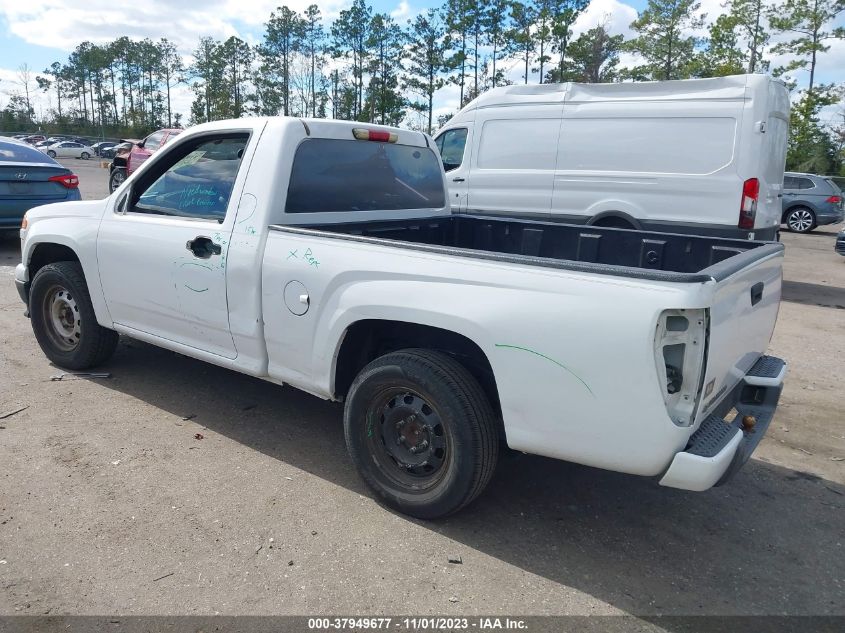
<box><xmin>588</xmin><ymin>211</ymin><xmax>641</xmax><ymax>230</ymax></box>
<box><xmin>29</xmin><ymin>243</ymin><xmax>80</xmax><ymax>279</ymax></box>
<box><xmin>335</xmin><ymin>319</ymin><xmax>502</xmax><ymax>419</ymax></box>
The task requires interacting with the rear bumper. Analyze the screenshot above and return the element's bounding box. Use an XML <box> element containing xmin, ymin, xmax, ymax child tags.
<box><xmin>816</xmin><ymin>208</ymin><xmax>844</xmax><ymax>226</ymax></box>
<box><xmin>659</xmin><ymin>355</ymin><xmax>786</xmax><ymax>492</ymax></box>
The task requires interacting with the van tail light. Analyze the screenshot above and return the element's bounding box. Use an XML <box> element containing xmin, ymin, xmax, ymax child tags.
<box><xmin>826</xmin><ymin>195</ymin><xmax>842</xmax><ymax>204</ymax></box>
<box><xmin>739</xmin><ymin>178</ymin><xmax>759</xmax><ymax>229</ymax></box>
<box><xmin>48</xmin><ymin>173</ymin><xmax>79</xmax><ymax>189</ymax></box>
<box><xmin>352</xmin><ymin>128</ymin><xmax>398</xmax><ymax>143</ymax></box>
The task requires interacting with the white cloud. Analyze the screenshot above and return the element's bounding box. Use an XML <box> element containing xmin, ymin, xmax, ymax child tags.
<box><xmin>0</xmin><ymin>0</ymin><xmax>351</xmax><ymax>54</ymax></box>
<box><xmin>572</xmin><ymin>0</ymin><xmax>639</xmax><ymax>39</ymax></box>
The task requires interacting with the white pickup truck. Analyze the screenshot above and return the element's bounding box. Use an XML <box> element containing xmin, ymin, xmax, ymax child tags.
<box><xmin>15</xmin><ymin>118</ymin><xmax>787</xmax><ymax>519</ymax></box>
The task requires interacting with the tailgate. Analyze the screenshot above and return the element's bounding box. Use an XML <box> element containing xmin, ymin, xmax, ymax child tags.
<box><xmin>696</xmin><ymin>245</ymin><xmax>784</xmax><ymax>423</ymax></box>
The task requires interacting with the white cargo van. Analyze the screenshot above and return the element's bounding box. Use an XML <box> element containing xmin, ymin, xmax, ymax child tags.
<box><xmin>435</xmin><ymin>75</ymin><xmax>789</xmax><ymax>240</ymax></box>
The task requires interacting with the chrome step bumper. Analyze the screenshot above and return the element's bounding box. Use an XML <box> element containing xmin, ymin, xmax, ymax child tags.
<box><xmin>659</xmin><ymin>356</ymin><xmax>786</xmax><ymax>492</ymax></box>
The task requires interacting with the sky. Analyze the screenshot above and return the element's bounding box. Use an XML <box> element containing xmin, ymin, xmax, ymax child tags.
<box><xmin>0</xmin><ymin>0</ymin><xmax>843</xmax><ymax>129</ymax></box>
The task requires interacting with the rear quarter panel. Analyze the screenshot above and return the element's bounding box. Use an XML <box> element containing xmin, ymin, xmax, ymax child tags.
<box><xmin>262</xmin><ymin>229</ymin><xmax>713</xmax><ymax>476</ymax></box>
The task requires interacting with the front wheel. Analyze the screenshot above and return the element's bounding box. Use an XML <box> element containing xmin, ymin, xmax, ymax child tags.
<box><xmin>786</xmin><ymin>207</ymin><xmax>816</xmax><ymax>233</ymax></box>
<box><xmin>109</xmin><ymin>168</ymin><xmax>126</xmax><ymax>193</ymax></box>
<box><xmin>344</xmin><ymin>349</ymin><xmax>498</xmax><ymax>519</ymax></box>
<box><xmin>29</xmin><ymin>261</ymin><xmax>118</xmax><ymax>370</ymax></box>
<box><xmin>47</xmin><ymin>150</ymin><xmax>56</xmax><ymax>158</ymax></box>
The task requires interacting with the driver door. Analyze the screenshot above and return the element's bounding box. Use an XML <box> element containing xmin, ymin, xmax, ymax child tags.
<box><xmin>434</xmin><ymin>128</ymin><xmax>471</xmax><ymax>212</ymax></box>
<box><xmin>97</xmin><ymin>131</ymin><xmax>253</xmax><ymax>359</ymax></box>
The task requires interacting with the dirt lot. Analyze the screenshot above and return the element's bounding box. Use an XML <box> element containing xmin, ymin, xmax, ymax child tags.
<box><xmin>0</xmin><ymin>160</ymin><xmax>843</xmax><ymax>618</ymax></box>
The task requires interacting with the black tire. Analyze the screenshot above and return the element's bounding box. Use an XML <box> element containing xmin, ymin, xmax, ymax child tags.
<box><xmin>785</xmin><ymin>207</ymin><xmax>816</xmax><ymax>233</ymax></box>
<box><xmin>47</xmin><ymin>150</ymin><xmax>56</xmax><ymax>158</ymax></box>
<box><xmin>109</xmin><ymin>168</ymin><xmax>126</xmax><ymax>193</ymax></box>
<box><xmin>81</xmin><ymin>151</ymin><xmax>90</xmax><ymax>160</ymax></box>
<box><xmin>344</xmin><ymin>348</ymin><xmax>498</xmax><ymax>519</ymax></box>
<box><xmin>29</xmin><ymin>261</ymin><xmax>118</xmax><ymax>370</ymax></box>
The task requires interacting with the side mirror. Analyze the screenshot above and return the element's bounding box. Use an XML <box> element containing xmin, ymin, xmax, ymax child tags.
<box><xmin>136</xmin><ymin>140</ymin><xmax>145</xmax><ymax>149</ymax></box>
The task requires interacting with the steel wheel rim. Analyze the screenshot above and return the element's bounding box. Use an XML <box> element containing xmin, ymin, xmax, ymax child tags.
<box><xmin>365</xmin><ymin>387</ymin><xmax>451</xmax><ymax>491</ymax></box>
<box><xmin>41</xmin><ymin>285</ymin><xmax>81</xmax><ymax>352</ymax></box>
<box><xmin>789</xmin><ymin>210</ymin><xmax>813</xmax><ymax>232</ymax></box>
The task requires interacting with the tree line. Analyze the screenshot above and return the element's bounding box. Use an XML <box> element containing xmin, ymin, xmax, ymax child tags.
<box><xmin>2</xmin><ymin>0</ymin><xmax>844</xmax><ymax>174</ymax></box>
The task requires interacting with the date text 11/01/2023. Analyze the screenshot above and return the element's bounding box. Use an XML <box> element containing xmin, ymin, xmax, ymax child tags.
<box><xmin>307</xmin><ymin>617</ymin><xmax>528</xmax><ymax>630</ymax></box>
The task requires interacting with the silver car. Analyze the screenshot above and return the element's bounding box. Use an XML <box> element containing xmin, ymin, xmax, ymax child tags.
<box><xmin>781</xmin><ymin>172</ymin><xmax>844</xmax><ymax>233</ymax></box>
<box><xmin>39</xmin><ymin>141</ymin><xmax>96</xmax><ymax>161</ymax></box>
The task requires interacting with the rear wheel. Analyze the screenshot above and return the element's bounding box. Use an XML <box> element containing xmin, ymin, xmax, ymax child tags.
<box><xmin>344</xmin><ymin>349</ymin><xmax>498</xmax><ymax>519</ymax></box>
<box><xmin>109</xmin><ymin>168</ymin><xmax>126</xmax><ymax>193</ymax></box>
<box><xmin>786</xmin><ymin>207</ymin><xmax>816</xmax><ymax>233</ymax></box>
<box><xmin>81</xmin><ymin>151</ymin><xmax>90</xmax><ymax>160</ymax></box>
<box><xmin>29</xmin><ymin>261</ymin><xmax>118</xmax><ymax>370</ymax></box>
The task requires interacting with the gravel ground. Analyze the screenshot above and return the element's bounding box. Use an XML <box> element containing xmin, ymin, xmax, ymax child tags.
<box><xmin>0</xmin><ymin>160</ymin><xmax>842</xmax><ymax>618</ymax></box>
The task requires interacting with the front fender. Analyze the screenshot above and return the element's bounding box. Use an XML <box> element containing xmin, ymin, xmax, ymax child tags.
<box><xmin>22</xmin><ymin>201</ymin><xmax>113</xmax><ymax>327</ymax></box>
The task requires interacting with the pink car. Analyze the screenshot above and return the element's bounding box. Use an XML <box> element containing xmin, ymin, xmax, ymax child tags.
<box><xmin>109</xmin><ymin>128</ymin><xmax>182</xmax><ymax>192</ymax></box>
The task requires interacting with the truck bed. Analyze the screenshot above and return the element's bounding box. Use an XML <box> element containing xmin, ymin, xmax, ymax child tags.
<box><xmin>274</xmin><ymin>214</ymin><xmax>784</xmax><ymax>283</ymax></box>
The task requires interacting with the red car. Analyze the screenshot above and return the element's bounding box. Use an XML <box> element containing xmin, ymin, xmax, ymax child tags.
<box><xmin>109</xmin><ymin>128</ymin><xmax>182</xmax><ymax>192</ymax></box>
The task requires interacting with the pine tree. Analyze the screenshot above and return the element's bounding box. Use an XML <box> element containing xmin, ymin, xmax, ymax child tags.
<box><xmin>627</xmin><ymin>0</ymin><xmax>706</xmax><ymax>80</ymax></box>
<box><xmin>405</xmin><ymin>9</ymin><xmax>448</xmax><ymax>134</ymax></box>
<box><xmin>769</xmin><ymin>0</ymin><xmax>845</xmax><ymax>95</ymax></box>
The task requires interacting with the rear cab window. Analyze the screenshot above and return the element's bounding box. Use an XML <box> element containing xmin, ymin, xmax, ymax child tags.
<box><xmin>286</xmin><ymin>138</ymin><xmax>445</xmax><ymax>213</ymax></box>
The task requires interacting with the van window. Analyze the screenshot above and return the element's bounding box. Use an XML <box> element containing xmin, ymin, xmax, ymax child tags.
<box><xmin>557</xmin><ymin>117</ymin><xmax>736</xmax><ymax>175</ymax></box>
<box><xmin>477</xmin><ymin>119</ymin><xmax>559</xmax><ymax>170</ymax></box>
<box><xmin>286</xmin><ymin>138</ymin><xmax>445</xmax><ymax>213</ymax></box>
<box><xmin>434</xmin><ymin>128</ymin><xmax>467</xmax><ymax>172</ymax></box>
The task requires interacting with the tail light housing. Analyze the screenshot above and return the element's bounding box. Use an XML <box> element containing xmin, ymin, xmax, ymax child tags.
<box><xmin>826</xmin><ymin>195</ymin><xmax>842</xmax><ymax>204</ymax></box>
<box><xmin>48</xmin><ymin>173</ymin><xmax>79</xmax><ymax>189</ymax></box>
<box><xmin>654</xmin><ymin>309</ymin><xmax>709</xmax><ymax>427</ymax></box>
<box><xmin>739</xmin><ymin>178</ymin><xmax>759</xmax><ymax>229</ymax></box>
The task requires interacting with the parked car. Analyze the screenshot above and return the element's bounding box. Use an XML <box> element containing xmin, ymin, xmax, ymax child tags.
<box><xmin>91</xmin><ymin>141</ymin><xmax>118</xmax><ymax>156</ymax></box>
<box><xmin>781</xmin><ymin>172</ymin><xmax>844</xmax><ymax>233</ymax></box>
<box><xmin>435</xmin><ymin>74</ymin><xmax>789</xmax><ymax>241</ymax></box>
<box><xmin>0</xmin><ymin>136</ymin><xmax>80</xmax><ymax>230</ymax></box>
<box><xmin>109</xmin><ymin>128</ymin><xmax>181</xmax><ymax>192</ymax></box>
<box><xmin>39</xmin><ymin>141</ymin><xmax>96</xmax><ymax>160</ymax></box>
<box><xmin>101</xmin><ymin>142</ymin><xmax>132</xmax><ymax>160</ymax></box>
<box><xmin>15</xmin><ymin>117</ymin><xmax>787</xmax><ymax>519</ymax></box>
<box><xmin>836</xmin><ymin>228</ymin><xmax>845</xmax><ymax>256</ymax></box>
<box><xmin>23</xmin><ymin>135</ymin><xmax>46</xmax><ymax>145</ymax></box>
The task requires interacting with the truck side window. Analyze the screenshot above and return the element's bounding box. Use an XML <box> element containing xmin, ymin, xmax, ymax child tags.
<box><xmin>434</xmin><ymin>128</ymin><xmax>468</xmax><ymax>172</ymax></box>
<box><xmin>130</xmin><ymin>134</ymin><xmax>249</xmax><ymax>222</ymax></box>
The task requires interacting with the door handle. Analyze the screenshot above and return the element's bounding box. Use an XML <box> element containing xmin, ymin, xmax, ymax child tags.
<box><xmin>452</xmin><ymin>177</ymin><xmax>465</xmax><ymax>182</ymax></box>
<box><xmin>750</xmin><ymin>282</ymin><xmax>764</xmax><ymax>306</ymax></box>
<box><xmin>186</xmin><ymin>236</ymin><xmax>221</xmax><ymax>259</ymax></box>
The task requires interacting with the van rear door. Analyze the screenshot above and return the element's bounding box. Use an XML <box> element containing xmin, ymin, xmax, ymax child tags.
<box><xmin>753</xmin><ymin>79</ymin><xmax>789</xmax><ymax>234</ymax></box>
